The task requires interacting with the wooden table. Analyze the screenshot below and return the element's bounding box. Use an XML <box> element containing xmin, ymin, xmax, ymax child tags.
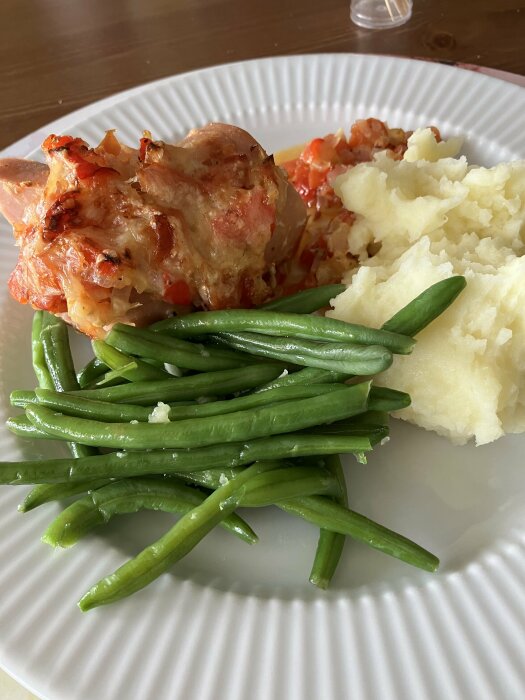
<box><xmin>0</xmin><ymin>1</ymin><xmax>523</xmax><ymax>698</ymax></box>
<box><xmin>0</xmin><ymin>0</ymin><xmax>524</xmax><ymax>151</ymax></box>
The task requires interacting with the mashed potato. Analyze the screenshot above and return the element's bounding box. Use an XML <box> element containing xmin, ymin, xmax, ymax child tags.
<box><xmin>329</xmin><ymin>129</ymin><xmax>525</xmax><ymax>445</ymax></box>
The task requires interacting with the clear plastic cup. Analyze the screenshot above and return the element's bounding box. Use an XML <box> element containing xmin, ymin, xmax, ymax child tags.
<box><xmin>350</xmin><ymin>0</ymin><xmax>413</xmax><ymax>29</ymax></box>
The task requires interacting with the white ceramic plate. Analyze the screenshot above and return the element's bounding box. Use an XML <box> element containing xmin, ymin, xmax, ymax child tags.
<box><xmin>1</xmin><ymin>54</ymin><xmax>525</xmax><ymax>700</ymax></box>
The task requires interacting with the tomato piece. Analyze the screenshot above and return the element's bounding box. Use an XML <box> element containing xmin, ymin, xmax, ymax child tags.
<box><xmin>302</xmin><ymin>138</ymin><xmax>325</xmax><ymax>164</ymax></box>
<box><xmin>163</xmin><ymin>279</ymin><xmax>192</xmax><ymax>306</ymax></box>
<box><xmin>42</xmin><ymin>134</ymin><xmax>75</xmax><ymax>151</ymax></box>
<box><xmin>43</xmin><ymin>135</ymin><xmax>118</xmax><ymax>180</ymax></box>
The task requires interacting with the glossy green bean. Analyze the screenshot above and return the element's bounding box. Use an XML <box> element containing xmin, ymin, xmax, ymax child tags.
<box><xmin>307</xmin><ymin>412</ymin><xmax>389</xmax><ymax>442</ymax></box>
<box><xmin>240</xmin><ymin>466</ymin><xmax>337</xmax><ymax>506</ymax></box>
<box><xmin>153</xmin><ymin>310</ymin><xmax>414</xmax><ymax>355</ymax></box>
<box><xmin>40</xmin><ymin>314</ymin><xmax>79</xmax><ymax>393</ymax></box>
<box><xmin>31</xmin><ymin>311</ymin><xmax>54</xmax><ymax>390</ymax></box>
<box><xmin>77</xmin><ymin>357</ymin><xmax>109</xmax><ymax>389</ymax></box>
<box><xmin>40</xmin><ymin>313</ymin><xmax>98</xmax><ymax>459</ymax></box>
<box><xmin>92</xmin><ymin>340</ymin><xmax>170</xmax><ymax>382</ymax></box>
<box><xmin>92</xmin><ymin>362</ymin><xmax>138</xmax><ymax>387</ymax></box>
<box><xmin>25</xmin><ymin>383</ymin><xmax>371</xmax><ymax>449</ymax></box>
<box><xmin>213</xmin><ymin>333</ymin><xmax>393</xmax><ymax>375</ymax></box>
<box><xmin>162</xmin><ymin>383</ymin><xmax>345</xmax><ymax>420</ymax></box>
<box><xmin>78</xmin><ymin>461</ymin><xmax>280</xmax><ymax>610</ymax></box>
<box><xmin>0</xmin><ymin>433</ymin><xmax>374</xmax><ymax>484</ymax></box>
<box><xmin>279</xmin><ymin>497</ymin><xmax>439</xmax><ymax>572</ymax></box>
<box><xmin>10</xmin><ymin>390</ymin><xmax>38</xmax><ymax>408</ymax></box>
<box><xmin>256</xmin><ymin>278</ymin><xmax>465</xmax><ymax>393</ymax></box>
<box><xmin>309</xmin><ymin>454</ymin><xmax>348</xmax><ymax>589</ymax></box>
<box><xmin>70</xmin><ymin>364</ymin><xmax>285</xmax><ymax>405</ymax></box>
<box><xmin>106</xmin><ymin>324</ymin><xmax>258</xmax><ymax>372</ymax></box>
<box><xmin>42</xmin><ymin>477</ymin><xmax>257</xmax><ymax>547</ymax></box>
<box><xmin>253</xmin><ymin>367</ymin><xmax>349</xmax><ymax>393</ymax></box>
<box><xmin>68</xmin><ymin>442</ymin><xmax>98</xmax><ymax>459</ymax></box>
<box><xmin>19</xmin><ymin>479</ymin><xmax>113</xmax><ymax>512</ymax></box>
<box><xmin>171</xmin><ymin>465</ymin><xmax>438</xmax><ymax>574</ymax></box>
<box><xmin>7</xmin><ymin>416</ymin><xmax>97</xmax><ymax>461</ymax></box>
<box><xmin>259</xmin><ymin>284</ymin><xmax>346</xmax><ymax>313</ymax></box>
<box><xmin>368</xmin><ymin>386</ymin><xmax>411</xmax><ymax>412</ymax></box>
<box><xmin>6</xmin><ymin>415</ymin><xmax>54</xmax><ymax>440</ymax></box>
<box><xmin>177</xmin><ymin>462</ymin><xmax>341</xmax><ymax>508</ymax></box>
<box><xmin>33</xmin><ymin>383</ymin><xmax>347</xmax><ymax>423</ymax></box>
<box><xmin>34</xmin><ymin>390</ymin><xmax>151</xmax><ymax>422</ymax></box>
<box><xmin>175</xmin><ymin>468</ymin><xmax>243</xmax><ymax>490</ymax></box>
<box><xmin>382</xmin><ymin>276</ymin><xmax>466</xmax><ymax>337</ymax></box>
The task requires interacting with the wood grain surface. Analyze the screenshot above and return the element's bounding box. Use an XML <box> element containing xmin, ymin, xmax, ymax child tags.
<box><xmin>0</xmin><ymin>0</ymin><xmax>524</xmax><ymax>150</ymax></box>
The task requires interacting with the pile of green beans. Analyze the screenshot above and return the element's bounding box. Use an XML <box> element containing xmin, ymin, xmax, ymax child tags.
<box><xmin>2</xmin><ymin>278</ymin><xmax>466</xmax><ymax>610</ymax></box>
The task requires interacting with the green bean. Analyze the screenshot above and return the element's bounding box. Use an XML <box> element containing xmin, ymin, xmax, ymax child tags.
<box><xmin>254</xmin><ymin>278</ymin><xmax>462</xmax><ymax>399</ymax></box>
<box><xmin>176</xmin><ymin>461</ymin><xmax>338</xmax><ymax>507</ymax></box>
<box><xmin>173</xmin><ymin>464</ymin><xmax>304</xmax><ymax>492</ymax></box>
<box><xmin>81</xmin><ymin>364</ymin><xmax>130</xmax><ymax>390</ymax></box>
<box><xmin>253</xmin><ymin>277</ymin><xmax>464</xmax><ymax>395</ymax></box>
<box><xmin>171</xmin><ymin>460</ymin><xmax>347</xmax><ymax>587</ymax></box>
<box><xmin>33</xmin><ymin>384</ymin><xmax>347</xmax><ymax>423</ymax></box>
<box><xmin>7</xmin><ymin>281</ymin><xmax>454</xmax><ymax>605</ymax></box>
<box><xmin>92</xmin><ymin>340</ymin><xmax>170</xmax><ymax>382</ymax></box>
<box><xmin>142</xmin><ymin>357</ymin><xmax>169</xmax><ymax>369</ymax></box>
<box><xmin>70</xmin><ymin>364</ymin><xmax>285</xmax><ymax>405</ymax></box>
<box><xmin>240</xmin><ymin>466</ymin><xmax>337</xmax><ymax>506</ymax></box>
<box><xmin>78</xmin><ymin>461</ymin><xmax>280</xmax><ymax>610</ymax></box>
<box><xmin>6</xmin><ymin>415</ymin><xmax>54</xmax><ymax>440</ymax></box>
<box><xmin>259</xmin><ymin>284</ymin><xmax>346</xmax><ymax>313</ymax></box>
<box><xmin>19</xmin><ymin>479</ymin><xmax>113</xmax><ymax>512</ymax></box>
<box><xmin>25</xmin><ymin>383</ymin><xmax>371</xmax><ymax>449</ymax></box>
<box><xmin>152</xmin><ymin>310</ymin><xmax>414</xmax><ymax>355</ymax></box>
<box><xmin>253</xmin><ymin>367</ymin><xmax>349</xmax><ymax>393</ymax></box>
<box><xmin>10</xmin><ymin>390</ymin><xmax>38</xmax><ymax>408</ymax></box>
<box><xmin>381</xmin><ymin>276</ymin><xmax>466</xmax><ymax>337</ymax></box>
<box><xmin>307</xmin><ymin>412</ymin><xmax>389</xmax><ymax>442</ymax></box>
<box><xmin>309</xmin><ymin>455</ymin><xmax>348</xmax><ymax>589</ymax></box>
<box><xmin>31</xmin><ymin>311</ymin><xmax>54</xmax><ymax>390</ymax></box>
<box><xmin>166</xmin><ymin>466</ymin><xmax>438</xmax><ymax>574</ymax></box>
<box><xmin>39</xmin><ymin>313</ymin><xmax>98</xmax><ymax>459</ymax></box>
<box><xmin>92</xmin><ymin>362</ymin><xmax>138</xmax><ymax>387</ymax></box>
<box><xmin>77</xmin><ymin>357</ymin><xmax>109</xmax><ymax>389</ymax></box>
<box><xmin>31</xmin><ymin>392</ymin><xmax>200</xmax><ymax>423</ymax></box>
<box><xmin>0</xmin><ymin>433</ymin><xmax>374</xmax><ymax>484</ymax></box>
<box><xmin>213</xmin><ymin>333</ymin><xmax>393</xmax><ymax>375</ymax></box>
<box><xmin>33</xmin><ymin>390</ymin><xmax>151</xmax><ymax>422</ymax></box>
<box><xmin>7</xmin><ymin>413</ymin><xmax>102</xmax><ymax>462</ymax></box>
<box><xmin>279</xmin><ymin>496</ymin><xmax>439</xmax><ymax>572</ymax></box>
<box><xmin>42</xmin><ymin>478</ymin><xmax>257</xmax><ymax>548</ymax></box>
<box><xmin>156</xmin><ymin>383</ymin><xmax>345</xmax><ymax>420</ymax></box>
<box><xmin>106</xmin><ymin>324</ymin><xmax>259</xmax><ymax>372</ymax></box>
<box><xmin>256</xmin><ymin>279</ymin><xmax>464</xmax><ymax>393</ymax></box>
<box><xmin>368</xmin><ymin>386</ymin><xmax>411</xmax><ymax>412</ymax></box>
<box><xmin>68</xmin><ymin>442</ymin><xmax>98</xmax><ymax>459</ymax></box>
<box><xmin>175</xmin><ymin>468</ymin><xmax>243</xmax><ymax>490</ymax></box>
<box><xmin>40</xmin><ymin>314</ymin><xmax>79</xmax><ymax>393</ymax></box>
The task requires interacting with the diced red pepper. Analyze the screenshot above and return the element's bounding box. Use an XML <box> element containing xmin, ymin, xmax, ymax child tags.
<box><xmin>43</xmin><ymin>134</ymin><xmax>117</xmax><ymax>179</ymax></box>
<box><xmin>42</xmin><ymin>134</ymin><xmax>75</xmax><ymax>151</ymax></box>
<box><xmin>163</xmin><ymin>279</ymin><xmax>192</xmax><ymax>306</ymax></box>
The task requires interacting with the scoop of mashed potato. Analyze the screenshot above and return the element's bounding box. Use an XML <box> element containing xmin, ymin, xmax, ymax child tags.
<box><xmin>329</xmin><ymin>128</ymin><xmax>525</xmax><ymax>445</ymax></box>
